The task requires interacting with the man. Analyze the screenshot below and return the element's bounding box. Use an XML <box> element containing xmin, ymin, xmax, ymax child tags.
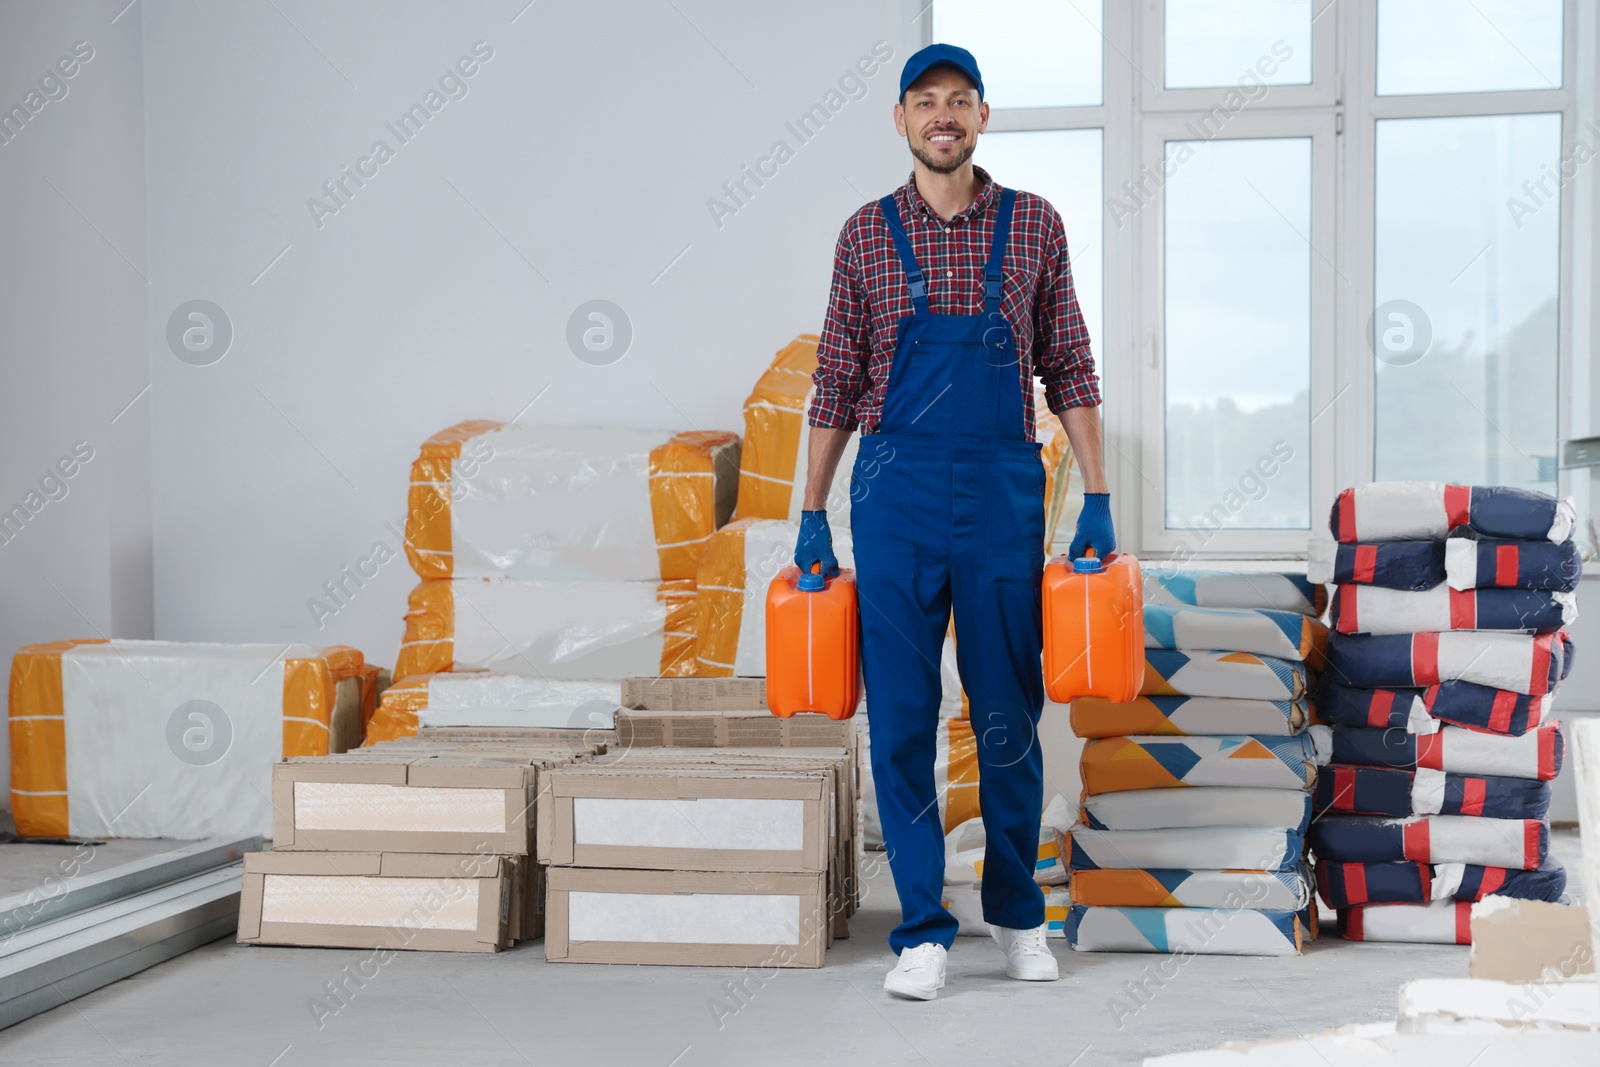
<box><xmin>793</xmin><ymin>43</ymin><xmax>1113</xmax><ymax>1000</ymax></box>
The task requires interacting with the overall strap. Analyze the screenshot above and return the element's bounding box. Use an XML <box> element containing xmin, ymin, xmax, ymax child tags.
<box><xmin>878</xmin><ymin>194</ymin><xmax>929</xmax><ymax>315</ymax></box>
<box><xmin>984</xmin><ymin>188</ymin><xmax>1017</xmax><ymax>313</ymax></box>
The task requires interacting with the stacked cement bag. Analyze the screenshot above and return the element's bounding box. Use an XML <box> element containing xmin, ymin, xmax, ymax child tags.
<box><xmin>1064</xmin><ymin>569</ymin><xmax>1330</xmax><ymax>956</ymax></box>
<box><xmin>1307</xmin><ymin>482</ymin><xmax>1577</xmax><ymax>943</ymax></box>
<box><xmin>389</xmin><ymin>420</ymin><xmax>739</xmax><ymax>693</ymax></box>
<box><xmin>9</xmin><ymin>640</ymin><xmax>377</xmax><ymax>838</ymax></box>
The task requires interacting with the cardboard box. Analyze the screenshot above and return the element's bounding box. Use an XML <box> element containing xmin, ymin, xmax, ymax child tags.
<box><xmin>615</xmin><ymin>708</ymin><xmax>852</xmax><ymax>749</ymax></box>
<box><xmin>1469</xmin><ymin>899</ymin><xmax>1595</xmax><ymax>983</ymax></box>
<box><xmin>417</xmin><ymin>726</ymin><xmax>615</xmax><ymax>749</ymax></box>
<box><xmin>237</xmin><ymin>851</ymin><xmax>518</xmax><ymax>952</ymax></box>
<box><xmin>545</xmin><ymin>867</ymin><xmax>829</xmax><ymax>967</ymax></box>
<box><xmin>621</xmin><ymin>676</ymin><xmax>766</xmax><ymax>711</ymax></box>
<box><xmin>542</xmin><ymin>767</ymin><xmax>832</xmax><ymax>873</ymax></box>
<box><xmin>272</xmin><ymin>751</ymin><xmax>582</xmax><ymax>854</ymax></box>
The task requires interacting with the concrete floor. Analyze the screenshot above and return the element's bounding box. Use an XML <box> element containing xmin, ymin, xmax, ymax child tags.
<box><xmin>0</xmin><ymin>810</ymin><xmax>184</xmax><ymax>896</ymax></box>
<box><xmin>0</xmin><ymin>828</ymin><xmax>1586</xmax><ymax>1067</ymax></box>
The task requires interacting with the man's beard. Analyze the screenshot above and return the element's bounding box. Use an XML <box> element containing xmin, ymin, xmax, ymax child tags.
<box><xmin>910</xmin><ymin>137</ymin><xmax>975</xmax><ymax>174</ymax></box>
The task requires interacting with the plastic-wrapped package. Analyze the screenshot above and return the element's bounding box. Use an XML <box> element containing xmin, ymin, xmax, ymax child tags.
<box><xmin>1143</xmin><ymin>604</ymin><xmax>1328</xmax><ymax>665</ymax></box>
<box><xmin>404</xmin><ymin>420</ymin><xmax>739</xmax><ymax>582</ymax></box>
<box><xmin>1328</xmin><ymin>584</ymin><xmax>1576</xmax><ymax>635</ymax></box>
<box><xmin>1070</xmin><ymin>695</ymin><xmax>1307</xmax><ymax>738</ymax></box>
<box><xmin>1336</xmin><ymin>901</ymin><xmax>1472</xmax><ymax>944</ymax></box>
<box><xmin>393</xmin><ymin>578</ymin><xmax>686</xmax><ymax>681</ymax></box>
<box><xmin>735</xmin><ymin>336</ymin><xmax>1076</xmax><ymax>549</ymax></box>
<box><xmin>1066</xmin><ymin>904</ymin><xmax>1309</xmax><ymax>955</ymax></box>
<box><xmin>1313</xmin><ymin>764</ymin><xmax>1552</xmax><ymax>820</ymax></box>
<box><xmin>9</xmin><ymin>639</ymin><xmax>371</xmax><ymax>838</ymax></box>
<box><xmin>1328</xmin><ymin>482</ymin><xmax>1575</xmax><ymax>543</ymax></box>
<box><xmin>1141</xmin><ymin>650</ymin><xmax>1309</xmax><ymax>700</ymax></box>
<box><xmin>1079</xmin><ymin>730</ymin><xmax>1329</xmax><ymax>794</ymax></box>
<box><xmin>1072</xmin><ymin>866</ymin><xmax>1312</xmax><ymax>910</ymax></box>
<box><xmin>363</xmin><ymin>672</ymin><xmax>622</xmax><ymax>744</ymax></box>
<box><xmin>1141</xmin><ymin>568</ymin><xmax>1326</xmax><ymax>616</ymax></box>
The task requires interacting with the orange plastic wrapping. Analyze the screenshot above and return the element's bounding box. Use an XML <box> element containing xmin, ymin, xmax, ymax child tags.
<box><xmin>362</xmin><ymin>671</ymin><xmax>435</xmax><ymax>745</ymax></box>
<box><xmin>394</xmin><ymin>580</ymin><xmax>456</xmax><ymax>682</ymax></box>
<box><xmin>691</xmin><ymin>518</ymin><xmax>758</xmax><ymax>677</ymax></box>
<box><xmin>8</xmin><ymin>640</ymin><xmax>368</xmax><ymax>839</ymax></box>
<box><xmin>657</xmin><ymin>578</ymin><xmax>699</xmax><ymax>677</ymax></box>
<box><xmin>404</xmin><ymin>419</ymin><xmax>506</xmax><ymax>580</ymax></box>
<box><xmin>1035</xmin><ymin>384</ymin><xmax>1078</xmax><ymax>551</ymax></box>
<box><xmin>735</xmin><ymin>336</ymin><xmax>820</xmax><ymax>521</ymax></box>
<box><xmin>649</xmin><ymin>430</ymin><xmax>741</xmax><ymax>579</ymax></box>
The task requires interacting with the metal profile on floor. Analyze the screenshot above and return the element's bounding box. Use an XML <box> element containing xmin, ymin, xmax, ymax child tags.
<box><xmin>0</xmin><ymin>837</ymin><xmax>260</xmax><ymax>1031</ymax></box>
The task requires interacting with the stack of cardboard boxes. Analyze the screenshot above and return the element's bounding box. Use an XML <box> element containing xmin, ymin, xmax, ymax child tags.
<box><xmin>538</xmin><ymin>677</ymin><xmax>857</xmax><ymax>968</ymax></box>
<box><xmin>237</xmin><ymin>734</ymin><xmax>601</xmax><ymax>953</ymax></box>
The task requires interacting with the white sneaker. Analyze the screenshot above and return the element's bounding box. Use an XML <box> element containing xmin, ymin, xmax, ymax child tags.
<box><xmin>990</xmin><ymin>922</ymin><xmax>1060</xmax><ymax>981</ymax></box>
<box><xmin>883</xmin><ymin>942</ymin><xmax>947</xmax><ymax>1000</ymax></box>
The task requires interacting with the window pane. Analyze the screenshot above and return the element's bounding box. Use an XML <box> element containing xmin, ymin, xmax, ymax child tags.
<box><xmin>1378</xmin><ymin>0</ymin><xmax>1563</xmax><ymax>95</ymax></box>
<box><xmin>978</xmin><ymin>129</ymin><xmax>1105</xmax><ymax>369</ymax></box>
<box><xmin>1374</xmin><ymin>115</ymin><xmax>1560</xmax><ymax>491</ymax></box>
<box><xmin>1165</xmin><ymin>0</ymin><xmax>1312</xmax><ymax>89</ymax></box>
<box><xmin>1165</xmin><ymin>138</ymin><xmax>1311</xmax><ymax>530</ymax></box>
<box><xmin>933</xmin><ymin>0</ymin><xmax>1103</xmax><ymax>108</ymax></box>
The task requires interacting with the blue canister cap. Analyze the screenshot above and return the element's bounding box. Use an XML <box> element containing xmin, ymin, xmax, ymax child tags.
<box><xmin>797</xmin><ymin>570</ymin><xmax>827</xmax><ymax>592</ymax></box>
<box><xmin>1072</xmin><ymin>556</ymin><xmax>1103</xmax><ymax>573</ymax></box>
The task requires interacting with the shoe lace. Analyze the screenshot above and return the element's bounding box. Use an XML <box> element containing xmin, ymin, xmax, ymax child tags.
<box><xmin>1010</xmin><ymin>925</ymin><xmax>1052</xmax><ymax>958</ymax></box>
<box><xmin>903</xmin><ymin>943</ymin><xmax>943</xmax><ymax>969</ymax></box>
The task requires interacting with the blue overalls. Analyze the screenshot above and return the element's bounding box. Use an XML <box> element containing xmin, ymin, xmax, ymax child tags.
<box><xmin>851</xmin><ymin>188</ymin><xmax>1047</xmax><ymax>952</ymax></box>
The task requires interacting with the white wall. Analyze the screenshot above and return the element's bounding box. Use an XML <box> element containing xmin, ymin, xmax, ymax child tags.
<box><xmin>0</xmin><ymin>0</ymin><xmax>150</xmax><ymax>798</ymax></box>
<box><xmin>137</xmin><ymin>0</ymin><xmax>915</xmax><ymax>664</ymax></box>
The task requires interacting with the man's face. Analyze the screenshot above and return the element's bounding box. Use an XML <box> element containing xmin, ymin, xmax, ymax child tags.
<box><xmin>895</xmin><ymin>67</ymin><xmax>987</xmax><ymax>174</ymax></box>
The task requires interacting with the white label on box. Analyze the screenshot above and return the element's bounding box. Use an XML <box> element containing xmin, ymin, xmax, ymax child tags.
<box><xmin>293</xmin><ymin>782</ymin><xmax>507</xmax><ymax>833</ymax></box>
<box><xmin>567</xmin><ymin>890</ymin><xmax>800</xmax><ymax>944</ymax></box>
<box><xmin>261</xmin><ymin>875</ymin><xmax>481</xmax><ymax>930</ymax></box>
<box><xmin>571</xmin><ymin>796</ymin><xmax>804</xmax><ymax>851</ymax></box>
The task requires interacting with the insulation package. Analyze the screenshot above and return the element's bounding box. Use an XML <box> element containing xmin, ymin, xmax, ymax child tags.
<box><xmin>1066</xmin><ymin>905</ymin><xmax>1309</xmax><ymax>956</ymax></box>
<box><xmin>1141</xmin><ymin>650</ymin><xmax>1309</xmax><ymax>701</ymax></box>
<box><xmin>393</xmin><ymin>578</ymin><xmax>692</xmax><ymax>682</ymax></box>
<box><xmin>9</xmin><ymin>640</ymin><xmax>372</xmax><ymax>839</ymax></box>
<box><xmin>404</xmin><ymin>420</ymin><xmax>739</xmax><ymax>582</ymax></box>
<box><xmin>364</xmin><ymin>672</ymin><xmax>623</xmax><ymax>744</ymax></box>
<box><xmin>734</xmin><ymin>335</ymin><xmax>1077</xmax><ymax>550</ymax></box>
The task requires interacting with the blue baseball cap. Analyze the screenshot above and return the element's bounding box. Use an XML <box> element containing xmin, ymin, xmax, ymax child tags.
<box><xmin>899</xmin><ymin>43</ymin><xmax>984</xmax><ymax>101</ymax></box>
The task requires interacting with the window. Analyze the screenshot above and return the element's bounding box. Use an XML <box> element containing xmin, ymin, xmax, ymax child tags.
<box><xmin>929</xmin><ymin>0</ymin><xmax>1582</xmax><ymax>556</ymax></box>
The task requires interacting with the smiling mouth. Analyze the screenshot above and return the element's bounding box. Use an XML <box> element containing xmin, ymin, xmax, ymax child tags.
<box><xmin>927</xmin><ymin>131</ymin><xmax>961</xmax><ymax>147</ymax></box>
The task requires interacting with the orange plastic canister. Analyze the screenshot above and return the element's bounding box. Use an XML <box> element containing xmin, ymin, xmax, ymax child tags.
<box><xmin>1042</xmin><ymin>552</ymin><xmax>1145</xmax><ymax>704</ymax></box>
<box><xmin>765</xmin><ymin>565</ymin><xmax>861</xmax><ymax>719</ymax></box>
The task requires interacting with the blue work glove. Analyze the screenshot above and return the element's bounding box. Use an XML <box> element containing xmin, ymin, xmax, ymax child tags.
<box><xmin>794</xmin><ymin>509</ymin><xmax>840</xmax><ymax>579</ymax></box>
<box><xmin>1069</xmin><ymin>493</ymin><xmax>1115</xmax><ymax>560</ymax></box>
